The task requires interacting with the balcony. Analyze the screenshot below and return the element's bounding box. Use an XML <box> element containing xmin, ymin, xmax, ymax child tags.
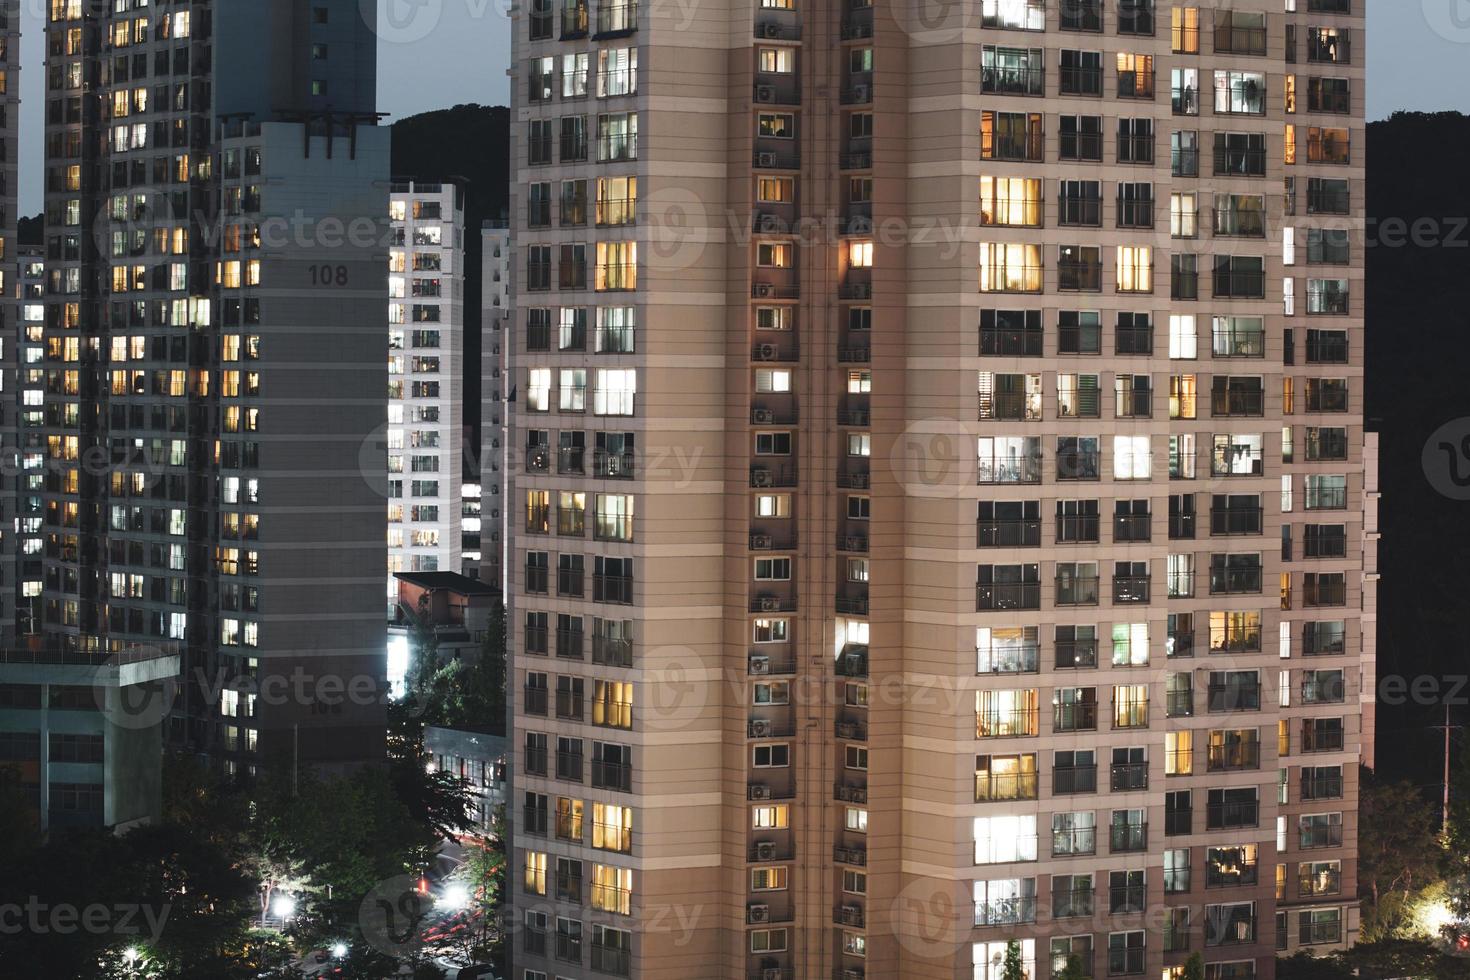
<box><xmin>838</xmin><ymin>343</ymin><xmax>871</xmax><ymax>363</ymax></box>
<box><xmin>1112</xmin><ymin>575</ymin><xmax>1151</xmax><ymax>604</ymax></box>
<box><xmin>747</xmin><ymin>781</ymin><xmax>795</xmax><ymax>802</ymax></box>
<box><xmin>1207</xmin><ymin>741</ymin><xmax>1261</xmax><ymax>771</ymax></box>
<box><xmin>594</xmin><ymin>574</ymin><xmax>634</xmax><ymax>605</ymax></box>
<box><xmin>750</xmin><ymin>593</ymin><xmax>797</xmax><ymax>614</ymax></box>
<box><xmin>1053</xmin><ymin>765</ymin><xmax>1097</xmax><ymax>795</ymax></box>
<box><xmin>977</xmin><ymin>518</ymin><xmax>1042</xmax><ymax>548</ymax></box>
<box><xmin>754</xmin><ymin>11</ymin><xmax>800</xmax><ymax>41</ymax></box>
<box><xmin>1211</xmin><ymin>505</ymin><xmax>1263</xmax><ymax>536</ymax></box>
<box><xmin>747</xmin><ymin>717</ymin><xmax>794</xmax><ymax>739</ymax></box>
<box><xmin>750</xmin><ymin>465</ymin><xmax>798</xmax><ymax>489</ymax></box>
<box><xmin>1053</xmin><ymin>702</ymin><xmax>1098</xmax><ymax>733</ymax></box>
<box><xmin>753</xmin><ymin>80</ymin><xmax>800</xmax><ymax>106</ymax></box>
<box><xmin>835</xmin><ymin>714</ymin><xmax>868</xmax><ymax>741</ymax></box>
<box><xmin>834</xmin><ymin>844</ymin><xmax>868</xmax><ymax>865</ymax></box>
<box><xmin>1167</xmin><ymin>690</ymin><xmax>1194</xmax><ymax>717</ymax></box>
<box><xmin>1207</xmin><ymin>683</ymin><xmax>1262</xmax><ymax>712</ymax></box>
<box><xmin>749</xmin><ymin>652</ymin><xmax>796</xmax><ymax>676</ymax></box>
<box><xmin>976</xmin><ymin>582</ymin><xmax>1041</xmax><ymax>611</ymax></box>
<box><xmin>836</xmin><ymin>591</ymin><xmax>869</xmax><ymax>616</ymax></box>
<box><xmin>592</xmin><ymin>634</ymin><xmax>632</xmax><ymax>667</ymax></box>
<box><xmin>834</xmin><ymin>904</ymin><xmax>866</xmax><ymax>927</ymax></box>
<box><xmin>1205</xmin><ymin>799</ymin><xmax>1264</xmax><ymax>834</ymax></box>
<box><xmin>1212</xmin><ymin>389</ymin><xmax>1265</xmax><ymax>417</ymax></box>
<box><xmin>1109</xmin><ymin>822</ymin><xmax>1148</xmax><ymax>852</ymax></box>
<box><xmin>750</xmin><ymin>401</ymin><xmax>798</xmax><ymax>426</ymax></box>
<box><xmin>983</xmin><ymin>66</ymin><xmax>1045</xmax><ymax>96</ymax></box>
<box><xmin>752</xmin><ymin>149</ymin><xmax>799</xmax><ymax>172</ymax></box>
<box><xmin>751</xmin><ymin>336</ymin><xmax>798</xmax><ymax>363</ymax></box>
<box><xmin>1055</xmin><ymin>574</ymin><xmax>1100</xmax><ymax>607</ymax></box>
<box><xmin>749</xmin><ymin>840</ymin><xmax>794</xmax><ymax>863</ymax></box>
<box><xmin>749</xmin><ymin>529</ymin><xmax>796</xmax><ymax>552</ymax></box>
<box><xmin>837</xmin><ymin>466</ymin><xmax>870</xmax><ymax>490</ymax></box>
<box><xmin>834</xmin><ymin>782</ymin><xmax>868</xmax><ymax>804</ymax></box>
<box><xmin>837</xmin><ymin>532</ymin><xmax>868</xmax><ymax>553</ymax></box>
<box><xmin>1110</xmin><ymin>762</ymin><xmax>1149</xmax><ymax>791</ymax></box>
<box><xmin>836</xmin><ymin>645</ymin><xmax>869</xmax><ymax>678</ymax></box>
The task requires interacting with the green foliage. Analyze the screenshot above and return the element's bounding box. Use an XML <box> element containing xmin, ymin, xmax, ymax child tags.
<box><xmin>1055</xmin><ymin>953</ymin><xmax>1088</xmax><ymax>980</ymax></box>
<box><xmin>1181</xmin><ymin>952</ymin><xmax>1204</xmax><ymax>980</ymax></box>
<box><xmin>1002</xmin><ymin>940</ymin><xmax>1024</xmax><ymax>980</ymax></box>
<box><xmin>1360</xmin><ymin>767</ymin><xmax>1446</xmax><ymax>940</ymax></box>
<box><xmin>1279</xmin><ymin>938</ymin><xmax>1470</xmax><ymax>980</ymax></box>
<box><xmin>398</xmin><ymin>598</ymin><xmax>507</xmax><ymax>735</ymax></box>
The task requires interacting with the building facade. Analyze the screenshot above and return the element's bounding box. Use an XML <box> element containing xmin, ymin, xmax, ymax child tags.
<box><xmin>480</xmin><ymin>221</ymin><xmax>511</xmax><ymax>590</ymax></box>
<box><xmin>388</xmin><ymin>181</ymin><xmax>466</xmax><ymax>613</ymax></box>
<box><xmin>509</xmin><ymin>1</ymin><xmax>1366</xmax><ymax>978</ymax></box>
<box><xmin>37</xmin><ymin>0</ymin><xmax>388</xmax><ymax>773</ymax></box>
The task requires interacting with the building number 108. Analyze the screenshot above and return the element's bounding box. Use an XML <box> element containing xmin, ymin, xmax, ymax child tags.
<box><xmin>309</xmin><ymin>264</ymin><xmax>349</xmax><ymax>287</ymax></box>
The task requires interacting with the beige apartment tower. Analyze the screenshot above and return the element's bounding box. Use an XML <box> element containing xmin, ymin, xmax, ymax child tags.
<box><xmin>508</xmin><ymin>1</ymin><xmax>1368</xmax><ymax>978</ymax></box>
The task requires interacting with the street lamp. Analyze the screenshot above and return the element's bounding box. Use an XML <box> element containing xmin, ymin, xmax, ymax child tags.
<box><xmin>330</xmin><ymin>942</ymin><xmax>349</xmax><ymax>959</ymax></box>
<box><xmin>271</xmin><ymin>893</ymin><xmax>297</xmax><ymax>922</ymax></box>
<box><xmin>438</xmin><ymin>883</ymin><xmax>470</xmax><ymax>912</ymax></box>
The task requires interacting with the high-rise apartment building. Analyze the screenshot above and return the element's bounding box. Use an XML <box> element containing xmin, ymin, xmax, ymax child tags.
<box><xmin>388</xmin><ymin>180</ymin><xmax>465</xmax><ymax>614</ymax></box>
<box><xmin>509</xmin><ymin>1</ymin><xmax>1366</xmax><ymax>977</ymax></box>
<box><xmin>481</xmin><ymin>221</ymin><xmax>511</xmax><ymax>590</ymax></box>
<box><xmin>36</xmin><ymin>0</ymin><xmax>388</xmax><ymax>773</ymax></box>
<box><xmin>0</xmin><ymin>0</ymin><xmax>18</xmax><ymax>642</ymax></box>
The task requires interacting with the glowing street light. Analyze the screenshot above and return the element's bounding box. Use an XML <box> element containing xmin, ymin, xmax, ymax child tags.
<box><xmin>271</xmin><ymin>893</ymin><xmax>297</xmax><ymax>921</ymax></box>
<box><xmin>438</xmin><ymin>882</ymin><xmax>470</xmax><ymax>912</ymax></box>
<box><xmin>330</xmin><ymin>941</ymin><xmax>349</xmax><ymax>959</ymax></box>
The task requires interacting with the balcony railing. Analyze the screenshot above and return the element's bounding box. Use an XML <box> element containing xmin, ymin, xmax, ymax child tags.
<box><xmin>1112</xmin><ymin>575</ymin><xmax>1151</xmax><ymax>604</ymax></box>
<box><xmin>1207</xmin><ymin>742</ymin><xmax>1261</xmax><ymax>771</ymax></box>
<box><xmin>1053</xmin><ymin>702</ymin><xmax>1098</xmax><ymax>733</ymax></box>
<box><xmin>1110</xmin><ymin>763</ymin><xmax>1149</xmax><ymax>791</ymax></box>
<box><xmin>1207</xmin><ymin>684</ymin><xmax>1262</xmax><ymax>712</ymax></box>
<box><xmin>1211</xmin><ymin>506</ymin><xmax>1263</xmax><ymax>535</ymax></box>
<box><xmin>1053</xmin><ymin>765</ymin><xmax>1097</xmax><ymax>795</ymax></box>
<box><xmin>976</xmin><ymin>582</ymin><xmax>1041</xmax><ymax>611</ymax></box>
<box><xmin>977</xmin><ymin>518</ymin><xmax>1042</xmax><ymax>548</ymax></box>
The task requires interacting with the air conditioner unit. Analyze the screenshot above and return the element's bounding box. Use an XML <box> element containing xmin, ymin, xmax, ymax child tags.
<box><xmin>752</xmin><ymin>468</ymin><xmax>774</xmax><ymax>487</ymax></box>
<box><xmin>763</xmin><ymin>970</ymin><xmax>783</xmax><ymax>980</ymax></box>
<box><xmin>836</xmin><ymin>721</ymin><xmax>856</xmax><ymax>739</ymax></box>
<box><xmin>753</xmin><ymin>408</ymin><xmax>775</xmax><ymax>424</ymax></box>
<box><xmin>756</xmin><ymin>151</ymin><xmax>777</xmax><ymax>168</ymax></box>
<box><xmin>756</xmin><ymin>344</ymin><xmax>778</xmax><ymax>361</ymax></box>
<box><xmin>754</xmin><ymin>282</ymin><xmax>773</xmax><ymax>297</ymax></box>
<box><xmin>749</xmin><ymin>718</ymin><xmax>772</xmax><ymax>737</ymax></box>
<box><xmin>846</xmin><ymin>535</ymin><xmax>865</xmax><ymax>551</ymax></box>
<box><xmin>761</xmin><ymin>21</ymin><xmax>782</xmax><ymax>37</ymax></box>
<box><xmin>756</xmin><ymin>85</ymin><xmax>775</xmax><ymax>103</ymax></box>
<box><xmin>750</xmin><ymin>655</ymin><xmax>772</xmax><ymax>675</ymax></box>
<box><xmin>757</xmin><ymin>212</ymin><xmax>781</xmax><ymax>232</ymax></box>
<box><xmin>748</xmin><ymin>903</ymin><xmax>771</xmax><ymax>923</ymax></box>
<box><xmin>853</xmin><ymin>283</ymin><xmax>872</xmax><ymax>299</ymax></box>
<box><xmin>759</xmin><ymin>596</ymin><xmax>780</xmax><ymax>611</ymax></box>
<box><xmin>751</xmin><ymin>533</ymin><xmax>773</xmax><ymax>549</ymax></box>
<box><xmin>853</xmin><ymin>83</ymin><xmax>869</xmax><ymax>102</ymax></box>
<box><xmin>755</xmin><ymin>841</ymin><xmax>778</xmax><ymax>861</ymax></box>
<box><xmin>842</xmin><ymin>904</ymin><xmax>862</xmax><ymax>922</ymax></box>
<box><xmin>847</xmin><ymin>215</ymin><xmax>872</xmax><ymax>234</ymax></box>
<box><xmin>749</xmin><ymin>783</ymin><xmax>772</xmax><ymax>800</ymax></box>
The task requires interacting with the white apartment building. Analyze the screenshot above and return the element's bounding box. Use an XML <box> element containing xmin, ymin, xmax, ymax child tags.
<box><xmin>388</xmin><ymin>181</ymin><xmax>466</xmax><ymax>615</ymax></box>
